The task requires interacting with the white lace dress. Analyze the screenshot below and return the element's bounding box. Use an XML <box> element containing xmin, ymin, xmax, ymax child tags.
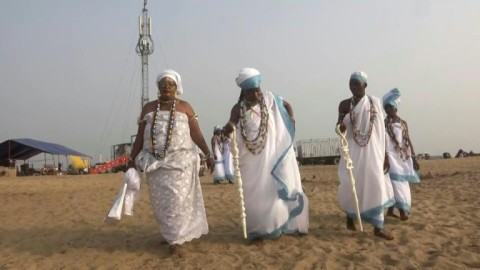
<box><xmin>135</xmin><ymin>111</ymin><xmax>208</xmax><ymax>245</ymax></box>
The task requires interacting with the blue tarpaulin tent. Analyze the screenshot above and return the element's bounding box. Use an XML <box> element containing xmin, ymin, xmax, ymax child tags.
<box><xmin>0</xmin><ymin>138</ymin><xmax>90</xmax><ymax>163</ymax></box>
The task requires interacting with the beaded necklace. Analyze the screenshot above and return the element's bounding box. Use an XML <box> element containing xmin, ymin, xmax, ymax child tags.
<box><xmin>385</xmin><ymin>117</ymin><xmax>411</xmax><ymax>161</ymax></box>
<box><xmin>239</xmin><ymin>95</ymin><xmax>269</xmax><ymax>154</ymax></box>
<box><xmin>349</xmin><ymin>95</ymin><xmax>376</xmax><ymax>147</ymax></box>
<box><xmin>151</xmin><ymin>98</ymin><xmax>176</xmax><ymax>159</ymax></box>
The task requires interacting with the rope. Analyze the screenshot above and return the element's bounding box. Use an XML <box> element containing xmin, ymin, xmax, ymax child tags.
<box><xmin>335</xmin><ymin>124</ymin><xmax>364</xmax><ymax>232</ymax></box>
<box><xmin>229</xmin><ymin>126</ymin><xmax>247</xmax><ymax>239</ymax></box>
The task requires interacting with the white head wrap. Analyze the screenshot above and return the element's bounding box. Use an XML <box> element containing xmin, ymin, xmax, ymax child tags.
<box><xmin>235</xmin><ymin>68</ymin><xmax>262</xmax><ymax>90</ymax></box>
<box><xmin>213</xmin><ymin>125</ymin><xmax>222</xmax><ymax>134</ymax></box>
<box><xmin>382</xmin><ymin>88</ymin><xmax>401</xmax><ymax>109</ymax></box>
<box><xmin>156</xmin><ymin>69</ymin><xmax>183</xmax><ymax>95</ymax></box>
<box><xmin>350</xmin><ymin>71</ymin><xmax>368</xmax><ymax>85</ymax></box>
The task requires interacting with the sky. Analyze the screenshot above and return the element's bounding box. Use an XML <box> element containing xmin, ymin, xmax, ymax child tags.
<box><xmin>1</xmin><ymin>0</ymin><xmax>479</xmax><ymax>165</ymax></box>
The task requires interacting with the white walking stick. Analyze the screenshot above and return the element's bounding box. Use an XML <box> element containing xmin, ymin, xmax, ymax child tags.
<box><xmin>229</xmin><ymin>126</ymin><xmax>248</xmax><ymax>239</ymax></box>
<box><xmin>335</xmin><ymin>124</ymin><xmax>364</xmax><ymax>232</ymax></box>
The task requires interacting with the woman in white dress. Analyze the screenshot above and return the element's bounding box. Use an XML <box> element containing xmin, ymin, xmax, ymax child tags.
<box><xmin>383</xmin><ymin>88</ymin><xmax>420</xmax><ymax>221</ymax></box>
<box><xmin>128</xmin><ymin>69</ymin><xmax>214</xmax><ymax>257</ymax></box>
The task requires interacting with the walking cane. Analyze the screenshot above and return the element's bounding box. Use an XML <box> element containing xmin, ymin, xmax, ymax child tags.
<box><xmin>229</xmin><ymin>126</ymin><xmax>248</xmax><ymax>239</ymax></box>
<box><xmin>335</xmin><ymin>124</ymin><xmax>364</xmax><ymax>232</ymax></box>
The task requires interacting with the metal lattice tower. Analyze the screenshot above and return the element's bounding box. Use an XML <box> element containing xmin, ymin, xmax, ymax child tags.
<box><xmin>135</xmin><ymin>0</ymin><xmax>154</xmax><ymax>111</ymax></box>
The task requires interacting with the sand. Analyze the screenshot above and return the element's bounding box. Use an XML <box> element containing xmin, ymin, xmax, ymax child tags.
<box><xmin>0</xmin><ymin>157</ymin><xmax>479</xmax><ymax>269</ymax></box>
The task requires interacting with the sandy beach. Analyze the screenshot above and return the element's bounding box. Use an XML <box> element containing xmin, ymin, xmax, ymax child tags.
<box><xmin>0</xmin><ymin>157</ymin><xmax>479</xmax><ymax>269</ymax></box>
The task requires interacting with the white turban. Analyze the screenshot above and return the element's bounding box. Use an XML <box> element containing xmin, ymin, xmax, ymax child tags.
<box><xmin>156</xmin><ymin>69</ymin><xmax>183</xmax><ymax>95</ymax></box>
<box><xmin>382</xmin><ymin>88</ymin><xmax>401</xmax><ymax>109</ymax></box>
<box><xmin>213</xmin><ymin>125</ymin><xmax>222</xmax><ymax>134</ymax></box>
<box><xmin>235</xmin><ymin>67</ymin><xmax>262</xmax><ymax>90</ymax></box>
<box><xmin>350</xmin><ymin>71</ymin><xmax>368</xmax><ymax>85</ymax></box>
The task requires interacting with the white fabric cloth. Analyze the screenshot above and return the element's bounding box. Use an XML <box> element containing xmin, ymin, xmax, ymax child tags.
<box><xmin>234</xmin><ymin>91</ymin><xmax>309</xmax><ymax>240</ymax></box>
<box><xmin>105</xmin><ymin>168</ymin><xmax>141</xmax><ymax>222</ymax></box>
<box><xmin>123</xmin><ymin>167</ymin><xmax>141</xmax><ymax>216</ymax></box>
<box><xmin>156</xmin><ymin>69</ymin><xmax>183</xmax><ymax>95</ymax></box>
<box><xmin>212</xmin><ymin>135</ymin><xmax>225</xmax><ymax>182</ymax></box>
<box><xmin>350</xmin><ymin>71</ymin><xmax>368</xmax><ymax>84</ymax></box>
<box><xmin>105</xmin><ymin>183</ymin><xmax>127</xmax><ymax>221</ymax></box>
<box><xmin>135</xmin><ymin>111</ymin><xmax>208</xmax><ymax>245</ymax></box>
<box><xmin>235</xmin><ymin>67</ymin><xmax>262</xmax><ymax>89</ymax></box>
<box><xmin>382</xmin><ymin>88</ymin><xmax>401</xmax><ymax>109</ymax></box>
<box><xmin>386</xmin><ymin>122</ymin><xmax>420</xmax><ymax>215</ymax></box>
<box><xmin>337</xmin><ymin>95</ymin><xmax>394</xmax><ymax>228</ymax></box>
<box><xmin>223</xmin><ymin>137</ymin><xmax>235</xmax><ymax>181</ymax></box>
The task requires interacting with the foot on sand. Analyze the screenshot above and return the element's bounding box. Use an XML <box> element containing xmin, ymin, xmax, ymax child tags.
<box><xmin>169</xmin><ymin>244</ymin><xmax>187</xmax><ymax>258</ymax></box>
<box><xmin>248</xmin><ymin>239</ymin><xmax>264</xmax><ymax>247</ymax></box>
<box><xmin>386</xmin><ymin>207</ymin><xmax>400</xmax><ymax>218</ymax></box>
<box><xmin>346</xmin><ymin>216</ymin><xmax>356</xmax><ymax>231</ymax></box>
<box><xmin>399</xmin><ymin>209</ymin><xmax>409</xmax><ymax>221</ymax></box>
<box><xmin>374</xmin><ymin>228</ymin><xmax>394</xmax><ymax>240</ymax></box>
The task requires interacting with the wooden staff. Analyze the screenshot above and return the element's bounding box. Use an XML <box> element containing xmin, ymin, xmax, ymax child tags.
<box><xmin>335</xmin><ymin>124</ymin><xmax>364</xmax><ymax>232</ymax></box>
<box><xmin>229</xmin><ymin>126</ymin><xmax>248</xmax><ymax>239</ymax></box>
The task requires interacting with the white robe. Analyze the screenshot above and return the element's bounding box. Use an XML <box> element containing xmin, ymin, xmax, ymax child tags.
<box><xmin>136</xmin><ymin>111</ymin><xmax>208</xmax><ymax>245</ymax></box>
<box><xmin>223</xmin><ymin>138</ymin><xmax>235</xmax><ymax>181</ymax></box>
<box><xmin>212</xmin><ymin>136</ymin><xmax>226</xmax><ymax>182</ymax></box>
<box><xmin>235</xmin><ymin>91</ymin><xmax>309</xmax><ymax>240</ymax></box>
<box><xmin>386</xmin><ymin>122</ymin><xmax>420</xmax><ymax>215</ymax></box>
<box><xmin>337</xmin><ymin>95</ymin><xmax>394</xmax><ymax>228</ymax></box>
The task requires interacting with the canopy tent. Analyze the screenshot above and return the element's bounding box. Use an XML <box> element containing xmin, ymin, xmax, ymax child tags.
<box><xmin>0</xmin><ymin>138</ymin><xmax>90</xmax><ymax>162</ymax></box>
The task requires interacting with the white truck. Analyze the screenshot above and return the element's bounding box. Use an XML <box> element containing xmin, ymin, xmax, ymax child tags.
<box><xmin>295</xmin><ymin>138</ymin><xmax>341</xmax><ymax>165</ymax></box>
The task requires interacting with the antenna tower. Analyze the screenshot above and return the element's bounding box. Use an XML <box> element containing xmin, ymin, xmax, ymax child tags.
<box><xmin>135</xmin><ymin>0</ymin><xmax>154</xmax><ymax>111</ymax></box>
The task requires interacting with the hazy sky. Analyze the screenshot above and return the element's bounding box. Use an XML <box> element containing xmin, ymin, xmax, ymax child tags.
<box><xmin>1</xmin><ymin>0</ymin><xmax>478</xmax><ymax>164</ymax></box>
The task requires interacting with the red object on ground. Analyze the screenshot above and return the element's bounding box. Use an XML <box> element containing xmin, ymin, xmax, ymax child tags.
<box><xmin>89</xmin><ymin>154</ymin><xmax>129</xmax><ymax>174</ymax></box>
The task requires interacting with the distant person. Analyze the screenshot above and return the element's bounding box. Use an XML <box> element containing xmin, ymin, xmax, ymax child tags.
<box><xmin>383</xmin><ymin>88</ymin><xmax>420</xmax><ymax>221</ymax></box>
<box><xmin>223</xmin><ymin>67</ymin><xmax>309</xmax><ymax>242</ymax></box>
<box><xmin>211</xmin><ymin>126</ymin><xmax>226</xmax><ymax>184</ymax></box>
<box><xmin>128</xmin><ymin>69</ymin><xmax>214</xmax><ymax>257</ymax></box>
<box><xmin>336</xmin><ymin>71</ymin><xmax>394</xmax><ymax>240</ymax></box>
<box><xmin>222</xmin><ymin>132</ymin><xmax>235</xmax><ymax>184</ymax></box>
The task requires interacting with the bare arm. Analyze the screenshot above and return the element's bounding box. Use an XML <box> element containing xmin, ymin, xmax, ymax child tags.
<box><xmin>180</xmin><ymin>100</ymin><xmax>214</xmax><ymax>172</ymax></box>
<box><xmin>337</xmin><ymin>99</ymin><xmax>350</xmax><ymax>132</ymax></box>
<box><xmin>181</xmin><ymin>101</ymin><xmax>211</xmax><ymax>155</ymax></box>
<box><xmin>404</xmin><ymin>121</ymin><xmax>420</xmax><ymax>170</ymax></box>
<box><xmin>128</xmin><ymin>102</ymin><xmax>155</xmax><ymax>167</ymax></box>
<box><xmin>223</xmin><ymin>103</ymin><xmax>240</xmax><ymax>136</ymax></box>
<box><xmin>283</xmin><ymin>99</ymin><xmax>295</xmax><ymax>123</ymax></box>
<box><xmin>211</xmin><ymin>136</ymin><xmax>217</xmax><ymax>160</ymax></box>
<box><xmin>403</xmin><ymin>121</ymin><xmax>416</xmax><ymax>156</ymax></box>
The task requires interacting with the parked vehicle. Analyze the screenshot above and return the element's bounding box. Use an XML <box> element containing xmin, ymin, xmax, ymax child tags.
<box><xmin>295</xmin><ymin>138</ymin><xmax>341</xmax><ymax>165</ymax></box>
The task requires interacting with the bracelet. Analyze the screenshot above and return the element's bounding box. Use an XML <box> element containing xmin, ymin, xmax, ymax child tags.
<box><xmin>205</xmin><ymin>153</ymin><xmax>214</xmax><ymax>160</ymax></box>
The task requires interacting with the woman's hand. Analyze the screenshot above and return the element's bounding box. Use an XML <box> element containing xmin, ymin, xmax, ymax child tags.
<box><xmin>413</xmin><ymin>157</ymin><xmax>420</xmax><ymax>171</ymax></box>
<box><xmin>206</xmin><ymin>157</ymin><xmax>214</xmax><ymax>173</ymax></box>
